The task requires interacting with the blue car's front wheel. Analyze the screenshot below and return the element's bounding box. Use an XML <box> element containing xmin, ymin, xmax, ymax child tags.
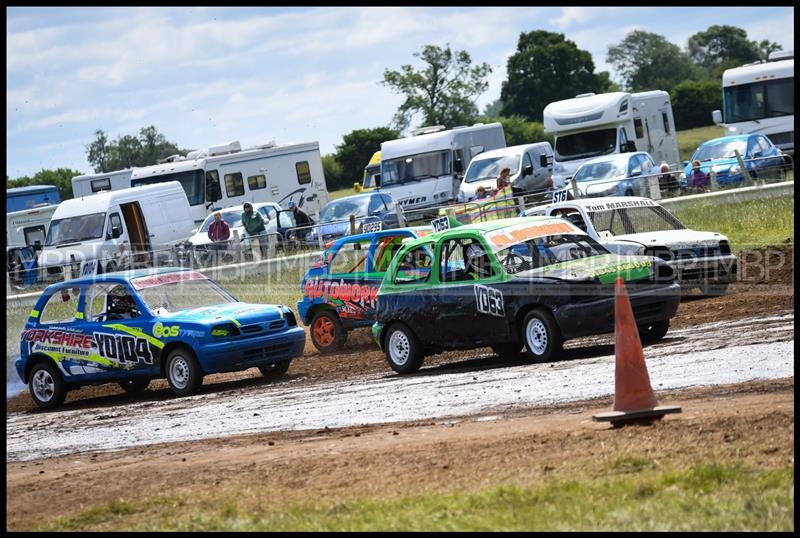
<box><xmin>28</xmin><ymin>361</ymin><xmax>67</xmax><ymax>409</ymax></box>
<box><xmin>258</xmin><ymin>360</ymin><xmax>291</xmax><ymax>381</ymax></box>
<box><xmin>166</xmin><ymin>348</ymin><xmax>203</xmax><ymax>396</ymax></box>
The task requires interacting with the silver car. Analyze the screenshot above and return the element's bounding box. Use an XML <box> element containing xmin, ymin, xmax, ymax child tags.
<box><xmin>572</xmin><ymin>152</ymin><xmax>660</xmax><ymax>197</ymax></box>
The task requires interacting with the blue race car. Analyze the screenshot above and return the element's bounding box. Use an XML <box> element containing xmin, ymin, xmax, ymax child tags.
<box><xmin>16</xmin><ymin>267</ymin><xmax>305</xmax><ymax>409</ymax></box>
<box><xmin>297</xmin><ymin>226</ymin><xmax>431</xmax><ymax>353</ymax></box>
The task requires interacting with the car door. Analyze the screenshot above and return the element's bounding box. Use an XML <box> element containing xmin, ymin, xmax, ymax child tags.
<box><xmin>434</xmin><ymin>234</ymin><xmax>511</xmax><ymax>344</ymax></box>
<box><xmin>322</xmin><ymin>236</ymin><xmax>380</xmax><ymax>325</ymax></box>
<box><xmin>82</xmin><ymin>282</ymin><xmax>160</xmax><ymax>378</ymax></box>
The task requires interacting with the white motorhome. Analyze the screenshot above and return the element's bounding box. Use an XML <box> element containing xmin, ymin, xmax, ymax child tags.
<box><xmin>39</xmin><ymin>182</ymin><xmax>194</xmax><ymax>280</ymax></box>
<box><xmin>456</xmin><ymin>142</ymin><xmax>555</xmax><ymax>202</ymax></box>
<box><xmin>378</xmin><ymin>123</ymin><xmax>506</xmax><ymax>210</ymax></box>
<box><xmin>71</xmin><ymin>168</ymin><xmax>134</xmax><ymax>197</ymax></box>
<box><xmin>712</xmin><ymin>50</ymin><xmax>794</xmax><ymax>155</ymax></box>
<box><xmin>6</xmin><ymin>204</ymin><xmax>59</xmax><ymax>249</ymax></box>
<box><xmin>543</xmin><ymin>91</ymin><xmax>680</xmax><ymax>186</ymax></box>
<box><xmin>72</xmin><ymin>140</ymin><xmax>329</xmax><ymax>226</ymax></box>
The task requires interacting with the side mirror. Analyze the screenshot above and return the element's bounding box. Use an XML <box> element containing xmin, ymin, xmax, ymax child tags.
<box><xmin>33</xmin><ymin>240</ymin><xmax>42</xmax><ymax>252</ymax></box>
<box><xmin>111</xmin><ymin>225</ymin><xmax>122</xmax><ymax>239</ymax></box>
<box><xmin>191</xmin><ymin>227</ymin><xmax>198</xmax><ymax>235</ymax></box>
<box><xmin>453</xmin><ymin>159</ymin><xmax>464</xmax><ymax>174</ymax></box>
<box><xmin>625</xmin><ymin>141</ymin><xmax>637</xmax><ymax>153</ymax></box>
<box><xmin>374</xmin><ymin>173</ymin><xmax>381</xmax><ymax>188</ymax></box>
<box><xmin>752</xmin><ymin>150</ymin><xmax>763</xmax><ymax>159</ymax></box>
<box><xmin>712</xmin><ymin>110</ymin><xmax>722</xmax><ymax>124</ymax></box>
<box><xmin>540</xmin><ymin>154</ymin><xmax>549</xmax><ymax>168</ymax></box>
<box><xmin>523</xmin><ymin>164</ymin><xmax>534</xmax><ymax>176</ymax></box>
<box><xmin>682</xmin><ymin>160</ymin><xmax>690</xmax><ymax>168</ymax></box>
<box><xmin>630</xmin><ymin>167</ymin><xmax>642</xmax><ymax>177</ymax></box>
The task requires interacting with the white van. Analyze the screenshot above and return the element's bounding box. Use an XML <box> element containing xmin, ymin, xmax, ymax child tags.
<box><xmin>543</xmin><ymin>91</ymin><xmax>680</xmax><ymax>186</ymax></box>
<box><xmin>38</xmin><ymin>182</ymin><xmax>194</xmax><ymax>280</ymax></box>
<box><xmin>378</xmin><ymin>123</ymin><xmax>506</xmax><ymax>211</ymax></box>
<box><xmin>6</xmin><ymin>204</ymin><xmax>59</xmax><ymax>249</ymax></box>
<box><xmin>456</xmin><ymin>142</ymin><xmax>554</xmax><ymax>202</ymax></box>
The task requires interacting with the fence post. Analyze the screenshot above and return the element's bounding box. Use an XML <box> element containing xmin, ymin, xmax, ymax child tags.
<box><xmin>349</xmin><ymin>214</ymin><xmax>356</xmax><ymax>235</ymax></box>
<box><xmin>647</xmin><ymin>175</ymin><xmax>661</xmax><ymax>200</ymax></box>
<box><xmin>395</xmin><ymin>204</ymin><xmax>406</xmax><ymax>227</ymax></box>
<box><xmin>266</xmin><ymin>234</ymin><xmax>276</xmax><ymax>259</ymax></box>
<box><xmin>734</xmin><ymin>149</ymin><xmax>753</xmax><ymax>186</ymax></box>
<box><xmin>315</xmin><ymin>211</ymin><xmax>323</xmax><ymax>248</ymax></box>
<box><xmin>250</xmin><ymin>235</ymin><xmax>262</xmax><ymax>262</ymax></box>
<box><xmin>571</xmin><ymin>178</ymin><xmax>580</xmax><ymax>200</ymax></box>
<box><xmin>709</xmin><ymin>170</ymin><xmax>719</xmax><ymax>192</ymax></box>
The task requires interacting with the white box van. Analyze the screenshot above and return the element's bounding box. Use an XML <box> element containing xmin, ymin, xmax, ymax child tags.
<box><xmin>378</xmin><ymin>123</ymin><xmax>506</xmax><ymax>210</ymax></box>
<box><xmin>456</xmin><ymin>142</ymin><xmax>554</xmax><ymax>202</ymax></box>
<box><xmin>38</xmin><ymin>182</ymin><xmax>194</xmax><ymax>280</ymax></box>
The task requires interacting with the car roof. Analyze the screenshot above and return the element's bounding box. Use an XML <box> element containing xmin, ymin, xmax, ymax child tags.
<box><xmin>325</xmin><ymin>226</ymin><xmax>432</xmax><ymax>248</ymax></box>
<box><xmin>326</xmin><ymin>192</ymin><xmax>383</xmax><ymax>204</ymax></box>
<box><xmin>578</xmin><ymin>152</ymin><xmax>646</xmax><ymax>165</ymax></box>
<box><xmin>700</xmin><ymin>134</ymin><xmax>753</xmax><ymax>146</ymax></box>
<box><xmin>407</xmin><ymin>216</ymin><xmax>565</xmax><ymax>242</ymax></box>
<box><xmin>43</xmin><ymin>267</ymin><xmax>200</xmax><ymax>290</ymax></box>
<box><xmin>550</xmin><ymin>196</ymin><xmax>661</xmax><ymax>210</ymax></box>
<box><xmin>211</xmin><ymin>201</ymin><xmax>280</xmax><ymax>214</ymax></box>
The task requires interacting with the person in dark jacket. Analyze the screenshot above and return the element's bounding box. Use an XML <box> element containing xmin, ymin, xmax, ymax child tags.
<box><xmin>241</xmin><ymin>202</ymin><xmax>267</xmax><ymax>254</ymax></box>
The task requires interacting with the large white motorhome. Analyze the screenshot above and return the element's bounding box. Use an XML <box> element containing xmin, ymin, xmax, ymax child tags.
<box><xmin>712</xmin><ymin>50</ymin><xmax>794</xmax><ymax>155</ymax></box>
<box><xmin>6</xmin><ymin>204</ymin><xmax>59</xmax><ymax>249</ymax></box>
<box><xmin>39</xmin><ymin>182</ymin><xmax>194</xmax><ymax>280</ymax></box>
<box><xmin>378</xmin><ymin>123</ymin><xmax>506</xmax><ymax>210</ymax></box>
<box><xmin>72</xmin><ymin>140</ymin><xmax>329</xmax><ymax>226</ymax></box>
<box><xmin>543</xmin><ymin>91</ymin><xmax>680</xmax><ymax>186</ymax></box>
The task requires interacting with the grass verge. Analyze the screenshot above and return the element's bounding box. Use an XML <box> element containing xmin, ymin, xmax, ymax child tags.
<box><xmin>38</xmin><ymin>460</ymin><xmax>793</xmax><ymax>531</ymax></box>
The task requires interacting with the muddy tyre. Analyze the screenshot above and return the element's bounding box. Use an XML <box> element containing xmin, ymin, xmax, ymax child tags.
<box><xmin>118</xmin><ymin>378</ymin><xmax>150</xmax><ymax>394</ymax></box>
<box><xmin>258</xmin><ymin>360</ymin><xmax>291</xmax><ymax>381</ymax></box>
<box><xmin>521</xmin><ymin>309</ymin><xmax>563</xmax><ymax>363</ymax></box>
<box><xmin>165</xmin><ymin>348</ymin><xmax>203</xmax><ymax>396</ymax></box>
<box><xmin>638</xmin><ymin>319</ymin><xmax>670</xmax><ymax>342</ymax></box>
<box><xmin>29</xmin><ymin>361</ymin><xmax>67</xmax><ymax>409</ymax></box>
<box><xmin>384</xmin><ymin>322</ymin><xmax>424</xmax><ymax>374</ymax></box>
<box><xmin>491</xmin><ymin>342</ymin><xmax>523</xmax><ymax>359</ymax></box>
<box><xmin>309</xmin><ymin>310</ymin><xmax>347</xmax><ymax>354</ymax></box>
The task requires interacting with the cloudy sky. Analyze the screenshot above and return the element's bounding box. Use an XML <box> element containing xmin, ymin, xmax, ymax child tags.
<box><xmin>6</xmin><ymin>6</ymin><xmax>795</xmax><ymax>179</ymax></box>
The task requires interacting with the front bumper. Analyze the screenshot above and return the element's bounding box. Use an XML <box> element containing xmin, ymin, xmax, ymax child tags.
<box><xmin>554</xmin><ymin>282</ymin><xmax>681</xmax><ymax>340</ymax></box>
<box><xmin>15</xmin><ymin>356</ymin><xmax>26</xmax><ymax>383</ymax></box>
<box><xmin>667</xmin><ymin>255</ymin><xmax>737</xmax><ymax>286</ymax></box>
<box><xmin>197</xmin><ymin>326</ymin><xmax>306</xmax><ymax>373</ymax></box>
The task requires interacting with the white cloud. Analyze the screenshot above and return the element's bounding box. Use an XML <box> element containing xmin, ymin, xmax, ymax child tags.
<box><xmin>549</xmin><ymin>7</ymin><xmax>592</xmax><ymax>30</ymax></box>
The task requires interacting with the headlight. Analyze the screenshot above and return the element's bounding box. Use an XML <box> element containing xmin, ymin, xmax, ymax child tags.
<box><xmin>211</xmin><ymin>323</ymin><xmax>239</xmax><ymax>338</ymax></box>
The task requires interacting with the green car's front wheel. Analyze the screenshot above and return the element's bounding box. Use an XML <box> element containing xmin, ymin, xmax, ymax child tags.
<box><xmin>384</xmin><ymin>323</ymin><xmax>424</xmax><ymax>374</ymax></box>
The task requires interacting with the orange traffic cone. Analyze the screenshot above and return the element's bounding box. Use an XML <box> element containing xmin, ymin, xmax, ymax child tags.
<box><xmin>593</xmin><ymin>277</ymin><xmax>681</xmax><ymax>427</ymax></box>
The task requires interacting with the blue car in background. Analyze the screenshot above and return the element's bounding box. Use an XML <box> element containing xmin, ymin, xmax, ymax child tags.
<box><xmin>680</xmin><ymin>134</ymin><xmax>785</xmax><ymax>188</ymax></box>
<box><xmin>570</xmin><ymin>152</ymin><xmax>660</xmax><ymax>197</ymax></box>
<box><xmin>309</xmin><ymin>192</ymin><xmax>404</xmax><ymax>243</ymax></box>
<box><xmin>16</xmin><ymin>268</ymin><xmax>305</xmax><ymax>408</ymax></box>
<box><xmin>7</xmin><ymin>245</ymin><xmax>39</xmax><ymax>289</ymax></box>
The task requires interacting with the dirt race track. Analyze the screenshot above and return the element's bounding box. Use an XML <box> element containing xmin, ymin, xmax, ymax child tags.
<box><xmin>5</xmin><ymin>246</ymin><xmax>794</xmax><ymax>529</ymax></box>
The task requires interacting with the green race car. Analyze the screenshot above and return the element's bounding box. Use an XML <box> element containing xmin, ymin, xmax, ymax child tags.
<box><xmin>372</xmin><ymin>216</ymin><xmax>681</xmax><ymax>373</ymax></box>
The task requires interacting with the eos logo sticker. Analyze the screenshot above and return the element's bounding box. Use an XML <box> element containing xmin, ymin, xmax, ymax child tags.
<box><xmin>153</xmin><ymin>322</ymin><xmax>179</xmax><ymax>338</ymax></box>
<box><xmin>474</xmin><ymin>284</ymin><xmax>504</xmax><ymax>317</ymax></box>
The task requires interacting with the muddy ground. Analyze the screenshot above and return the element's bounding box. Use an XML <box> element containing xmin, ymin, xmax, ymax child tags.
<box><xmin>6</xmin><ymin>378</ymin><xmax>794</xmax><ymax>530</ymax></box>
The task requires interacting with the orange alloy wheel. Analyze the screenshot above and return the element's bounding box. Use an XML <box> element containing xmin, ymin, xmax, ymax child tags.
<box><xmin>313</xmin><ymin>316</ymin><xmax>335</xmax><ymax>346</ymax></box>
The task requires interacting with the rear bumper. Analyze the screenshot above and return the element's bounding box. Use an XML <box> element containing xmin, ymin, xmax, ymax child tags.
<box><xmin>197</xmin><ymin>327</ymin><xmax>305</xmax><ymax>373</ymax></box>
<box><xmin>554</xmin><ymin>283</ymin><xmax>681</xmax><ymax>340</ymax></box>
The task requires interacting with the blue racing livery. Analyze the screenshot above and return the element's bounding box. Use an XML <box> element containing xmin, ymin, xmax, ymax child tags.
<box><xmin>16</xmin><ymin>267</ymin><xmax>305</xmax><ymax>408</ymax></box>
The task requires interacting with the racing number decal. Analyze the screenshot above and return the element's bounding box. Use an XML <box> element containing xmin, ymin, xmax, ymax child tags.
<box><xmin>474</xmin><ymin>284</ymin><xmax>504</xmax><ymax>317</ymax></box>
<box><xmin>431</xmin><ymin>216</ymin><xmax>450</xmax><ymax>232</ymax></box>
<box><xmin>362</xmin><ymin>221</ymin><xmax>382</xmax><ymax>233</ymax></box>
<box><xmin>551</xmin><ymin>188</ymin><xmax>569</xmax><ymax>203</ymax></box>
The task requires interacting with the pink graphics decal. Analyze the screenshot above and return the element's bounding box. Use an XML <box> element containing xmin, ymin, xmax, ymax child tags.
<box><xmin>131</xmin><ymin>271</ymin><xmax>208</xmax><ymax>290</ymax></box>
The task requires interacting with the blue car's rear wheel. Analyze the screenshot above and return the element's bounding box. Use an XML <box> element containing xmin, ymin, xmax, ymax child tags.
<box><xmin>166</xmin><ymin>348</ymin><xmax>203</xmax><ymax>396</ymax></box>
<box><xmin>29</xmin><ymin>361</ymin><xmax>67</xmax><ymax>409</ymax></box>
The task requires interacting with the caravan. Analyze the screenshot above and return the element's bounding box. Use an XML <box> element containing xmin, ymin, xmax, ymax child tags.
<box><xmin>72</xmin><ymin>140</ymin><xmax>329</xmax><ymax>226</ymax></box>
<box><xmin>7</xmin><ymin>204</ymin><xmax>59</xmax><ymax>250</ymax></box>
<box><xmin>543</xmin><ymin>91</ymin><xmax>680</xmax><ymax>186</ymax></box>
<box><xmin>38</xmin><ymin>182</ymin><xmax>194</xmax><ymax>281</ymax></box>
<box><xmin>378</xmin><ymin>123</ymin><xmax>506</xmax><ymax>210</ymax></box>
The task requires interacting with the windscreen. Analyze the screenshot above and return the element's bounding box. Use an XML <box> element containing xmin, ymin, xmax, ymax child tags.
<box><xmin>497</xmin><ymin>234</ymin><xmax>609</xmax><ymax>275</ymax></box>
<box><xmin>573</xmin><ymin>156</ymin><xmax>628</xmax><ymax>182</ymax></box>
<box><xmin>692</xmin><ymin>139</ymin><xmax>748</xmax><ymax>161</ymax></box>
<box><xmin>381</xmin><ymin>150</ymin><xmax>451</xmax><ymax>187</ymax></box>
<box><xmin>136</xmin><ymin>278</ymin><xmax>237</xmax><ymax>314</ymax></box>
<box><xmin>464</xmin><ymin>154</ymin><xmax>521</xmax><ymax>183</ymax></box>
<box><xmin>45</xmin><ymin>213</ymin><xmax>106</xmax><ymax>246</ymax></box>
<box><xmin>554</xmin><ymin>128</ymin><xmax>617</xmax><ymax>162</ymax></box>
<box><xmin>723</xmin><ymin>78</ymin><xmax>794</xmax><ymax>123</ymax></box>
<box><xmin>199</xmin><ymin>211</ymin><xmax>242</xmax><ymax>232</ymax></box>
<box><xmin>319</xmin><ymin>197</ymin><xmax>372</xmax><ymax>223</ymax></box>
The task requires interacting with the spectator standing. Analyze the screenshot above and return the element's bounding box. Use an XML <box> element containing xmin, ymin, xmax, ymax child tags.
<box><xmin>207</xmin><ymin>212</ymin><xmax>230</xmax><ymax>252</ymax></box>
<box><xmin>688</xmin><ymin>160</ymin><xmax>710</xmax><ymax>193</ymax></box>
<box><xmin>241</xmin><ymin>202</ymin><xmax>267</xmax><ymax>254</ymax></box>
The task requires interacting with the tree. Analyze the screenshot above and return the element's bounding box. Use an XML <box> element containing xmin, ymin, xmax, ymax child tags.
<box><xmin>478</xmin><ymin>115</ymin><xmax>553</xmax><ymax>147</ymax></box>
<box><xmin>500</xmin><ymin>31</ymin><xmax>610</xmax><ymax>122</ymax></box>
<box><xmin>334</xmin><ymin>126</ymin><xmax>401</xmax><ymax>186</ymax></box>
<box><xmin>381</xmin><ymin>44</ymin><xmax>492</xmax><ymax>131</ymax></box>
<box><xmin>85</xmin><ymin>126</ymin><xmax>189</xmax><ymax>173</ymax></box>
<box><xmin>669</xmin><ymin>80</ymin><xmax>722</xmax><ymax>130</ymax></box>
<box><xmin>757</xmin><ymin>39</ymin><xmax>783</xmax><ymax>60</ymax></box>
<box><xmin>687</xmin><ymin>25</ymin><xmax>761</xmax><ymax>72</ymax></box>
<box><xmin>321</xmin><ymin>154</ymin><xmax>347</xmax><ymax>191</ymax></box>
<box><xmin>607</xmin><ymin>30</ymin><xmax>699</xmax><ymax>91</ymax></box>
<box><xmin>483</xmin><ymin>98</ymin><xmax>504</xmax><ymax>117</ymax></box>
<box><xmin>7</xmin><ymin>168</ymin><xmax>84</xmax><ymax>201</ymax></box>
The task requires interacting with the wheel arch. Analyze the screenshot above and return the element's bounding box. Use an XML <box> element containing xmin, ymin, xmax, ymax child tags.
<box><xmin>23</xmin><ymin>353</ymin><xmax>61</xmax><ymax>384</ymax></box>
<box><xmin>159</xmin><ymin>342</ymin><xmax>199</xmax><ymax>377</ymax></box>
<box><xmin>305</xmin><ymin>303</ymin><xmax>338</xmax><ymax>326</ymax></box>
<box><xmin>514</xmin><ymin>303</ymin><xmax>556</xmax><ymax>339</ymax></box>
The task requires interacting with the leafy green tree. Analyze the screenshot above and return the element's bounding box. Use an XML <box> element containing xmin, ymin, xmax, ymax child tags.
<box><xmin>478</xmin><ymin>115</ymin><xmax>553</xmax><ymax>147</ymax></box>
<box><xmin>607</xmin><ymin>30</ymin><xmax>699</xmax><ymax>91</ymax></box>
<box><xmin>688</xmin><ymin>25</ymin><xmax>760</xmax><ymax>71</ymax></box>
<box><xmin>85</xmin><ymin>126</ymin><xmax>189</xmax><ymax>173</ymax></box>
<box><xmin>334</xmin><ymin>126</ymin><xmax>401</xmax><ymax>185</ymax></box>
<box><xmin>500</xmin><ymin>31</ymin><xmax>610</xmax><ymax>122</ymax></box>
<box><xmin>669</xmin><ymin>80</ymin><xmax>722</xmax><ymax>130</ymax></box>
<box><xmin>7</xmin><ymin>168</ymin><xmax>84</xmax><ymax>201</ymax></box>
<box><xmin>483</xmin><ymin>98</ymin><xmax>504</xmax><ymax>117</ymax></box>
<box><xmin>757</xmin><ymin>39</ymin><xmax>783</xmax><ymax>60</ymax></box>
<box><xmin>381</xmin><ymin>44</ymin><xmax>492</xmax><ymax>131</ymax></box>
<box><xmin>321</xmin><ymin>154</ymin><xmax>346</xmax><ymax>191</ymax></box>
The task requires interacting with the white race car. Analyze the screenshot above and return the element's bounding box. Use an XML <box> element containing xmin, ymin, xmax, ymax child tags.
<box><xmin>520</xmin><ymin>196</ymin><xmax>737</xmax><ymax>296</ymax></box>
